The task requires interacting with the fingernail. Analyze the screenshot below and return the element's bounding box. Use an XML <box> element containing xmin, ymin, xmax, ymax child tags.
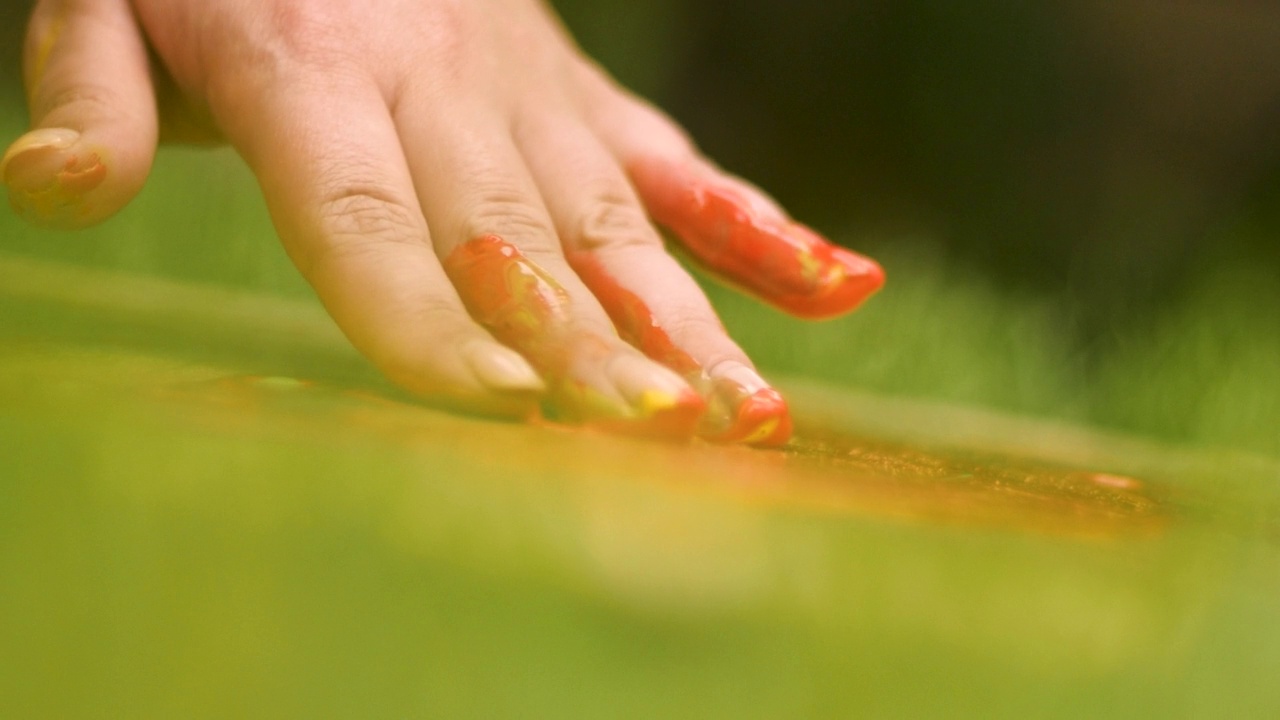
<box><xmin>3</xmin><ymin>129</ymin><xmax>107</xmax><ymax>227</ymax></box>
<box><xmin>1</xmin><ymin>128</ymin><xmax>80</xmax><ymax>187</ymax></box>
<box><xmin>609</xmin><ymin>354</ymin><xmax>700</xmax><ymax>411</ymax></box>
<box><xmin>462</xmin><ymin>340</ymin><xmax>546</xmax><ymax>393</ymax></box>
<box><xmin>598</xmin><ymin>354</ymin><xmax>705</xmax><ymax>439</ymax></box>
<box><xmin>702</xmin><ymin>361</ymin><xmax>793</xmax><ymax>447</ymax></box>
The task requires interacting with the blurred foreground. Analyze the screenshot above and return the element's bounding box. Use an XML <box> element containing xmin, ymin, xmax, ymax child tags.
<box><xmin>1</xmin><ymin>263</ymin><xmax>1277</xmax><ymax>717</ymax></box>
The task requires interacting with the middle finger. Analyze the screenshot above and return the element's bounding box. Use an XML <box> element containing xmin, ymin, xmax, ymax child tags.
<box><xmin>393</xmin><ymin>97</ymin><xmax>705</xmax><ymax>438</ymax></box>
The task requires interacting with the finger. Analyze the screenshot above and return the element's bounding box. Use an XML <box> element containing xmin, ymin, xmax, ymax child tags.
<box><xmin>1</xmin><ymin>0</ymin><xmax>157</xmax><ymax>229</ymax></box>
<box><xmin>515</xmin><ymin>113</ymin><xmax>791</xmax><ymax>446</ymax></box>
<box><xmin>584</xmin><ymin>84</ymin><xmax>885</xmax><ymax>320</ymax></box>
<box><xmin>213</xmin><ymin>71</ymin><xmax>544</xmax><ymax>418</ymax></box>
<box><xmin>394</xmin><ymin>103</ymin><xmax>704</xmax><ymax>439</ymax></box>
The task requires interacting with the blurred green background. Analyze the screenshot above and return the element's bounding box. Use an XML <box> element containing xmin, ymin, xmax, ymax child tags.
<box><xmin>1</xmin><ymin>0</ymin><xmax>1277</xmax><ymax>457</ymax></box>
<box><xmin>2</xmin><ymin>4</ymin><xmax>1280</xmax><ymax>719</ymax></box>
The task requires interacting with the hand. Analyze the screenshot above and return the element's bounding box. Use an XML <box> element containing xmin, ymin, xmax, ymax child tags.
<box><xmin>1</xmin><ymin>0</ymin><xmax>883</xmax><ymax>445</ymax></box>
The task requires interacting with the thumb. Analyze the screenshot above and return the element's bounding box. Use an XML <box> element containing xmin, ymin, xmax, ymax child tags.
<box><xmin>2</xmin><ymin>0</ymin><xmax>158</xmax><ymax>229</ymax></box>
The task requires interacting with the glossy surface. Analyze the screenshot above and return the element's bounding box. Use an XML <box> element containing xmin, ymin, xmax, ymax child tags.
<box><xmin>571</xmin><ymin>251</ymin><xmax>792</xmax><ymax>446</ymax></box>
<box><xmin>2</xmin><ymin>258</ymin><xmax>1279</xmax><ymax>719</ymax></box>
<box><xmin>632</xmin><ymin>159</ymin><xmax>884</xmax><ymax>319</ymax></box>
<box><xmin>444</xmin><ymin>235</ymin><xmax>704</xmax><ymax>439</ymax></box>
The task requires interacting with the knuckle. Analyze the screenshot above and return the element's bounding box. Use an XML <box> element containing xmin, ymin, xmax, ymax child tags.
<box><xmin>201</xmin><ymin>4</ymin><xmax>365</xmax><ymax>116</ymax></box>
<box><xmin>303</xmin><ymin>185</ymin><xmax>424</xmax><ymax>274</ymax></box>
<box><xmin>461</xmin><ymin>183</ymin><xmax>557</xmax><ymax>248</ymax></box>
<box><xmin>574</xmin><ymin>188</ymin><xmax>659</xmax><ymax>252</ymax></box>
<box><xmin>37</xmin><ymin>83</ymin><xmax>120</xmax><ymax>123</ymax></box>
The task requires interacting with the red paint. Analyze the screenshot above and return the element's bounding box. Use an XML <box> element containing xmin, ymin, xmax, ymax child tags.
<box><xmin>569</xmin><ymin>252</ymin><xmax>701</xmax><ymax>376</ymax></box>
<box><xmin>8</xmin><ymin>151</ymin><xmax>107</xmax><ymax>222</ymax></box>
<box><xmin>571</xmin><ymin>250</ymin><xmax>791</xmax><ymax>447</ymax></box>
<box><xmin>705</xmin><ymin>380</ymin><xmax>793</xmax><ymax>447</ymax></box>
<box><xmin>630</xmin><ymin>159</ymin><xmax>884</xmax><ymax>320</ymax></box>
<box><xmin>442</xmin><ymin>234</ymin><xmax>572</xmax><ymax>354</ymax></box>
<box><xmin>445</xmin><ymin>236</ymin><xmax>704</xmax><ymax>440</ymax></box>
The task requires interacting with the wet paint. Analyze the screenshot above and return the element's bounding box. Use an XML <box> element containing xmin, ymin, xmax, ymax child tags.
<box><xmin>442</xmin><ymin>234</ymin><xmax>573</xmax><ymax>352</ymax></box>
<box><xmin>571</xmin><ymin>251</ymin><xmax>792</xmax><ymax>447</ymax></box>
<box><xmin>703</xmin><ymin>365</ymin><xmax>793</xmax><ymax>447</ymax></box>
<box><xmin>630</xmin><ymin>160</ymin><xmax>884</xmax><ymax>320</ymax></box>
<box><xmin>445</xmin><ymin>235</ymin><xmax>703</xmax><ymax>439</ymax></box>
<box><xmin>568</xmin><ymin>251</ymin><xmax>701</xmax><ymax>376</ymax></box>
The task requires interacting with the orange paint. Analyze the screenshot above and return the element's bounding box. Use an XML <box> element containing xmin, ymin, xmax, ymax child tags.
<box><xmin>631</xmin><ymin>160</ymin><xmax>884</xmax><ymax>320</ymax></box>
<box><xmin>571</xmin><ymin>251</ymin><xmax>792</xmax><ymax>447</ymax></box>
<box><xmin>443</xmin><ymin>234</ymin><xmax>572</xmax><ymax>353</ymax></box>
<box><xmin>445</xmin><ymin>235</ymin><xmax>704</xmax><ymax>440</ymax></box>
<box><xmin>704</xmin><ymin>372</ymin><xmax>793</xmax><ymax>448</ymax></box>
<box><xmin>569</xmin><ymin>252</ymin><xmax>701</xmax><ymax>376</ymax></box>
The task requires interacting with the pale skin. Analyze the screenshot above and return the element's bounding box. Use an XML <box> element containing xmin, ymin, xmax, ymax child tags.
<box><xmin>1</xmin><ymin>0</ymin><xmax>883</xmax><ymax>445</ymax></box>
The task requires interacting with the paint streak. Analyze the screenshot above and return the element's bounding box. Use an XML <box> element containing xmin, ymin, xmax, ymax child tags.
<box><xmin>569</xmin><ymin>252</ymin><xmax>701</xmax><ymax>376</ymax></box>
<box><xmin>571</xmin><ymin>251</ymin><xmax>791</xmax><ymax>447</ymax></box>
<box><xmin>9</xmin><ymin>151</ymin><xmax>106</xmax><ymax>223</ymax></box>
<box><xmin>631</xmin><ymin>159</ymin><xmax>884</xmax><ymax>320</ymax></box>
<box><xmin>443</xmin><ymin>234</ymin><xmax>572</xmax><ymax>352</ymax></box>
<box><xmin>445</xmin><ymin>235</ymin><xmax>703</xmax><ymax>440</ymax></box>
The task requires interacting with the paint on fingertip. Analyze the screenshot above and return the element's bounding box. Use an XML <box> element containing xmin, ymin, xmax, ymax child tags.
<box><xmin>632</xmin><ymin>159</ymin><xmax>885</xmax><ymax>320</ymax></box>
<box><xmin>447</xmin><ymin>235</ymin><xmax>690</xmax><ymax>432</ymax></box>
<box><xmin>606</xmin><ymin>353</ymin><xmax>706</xmax><ymax>436</ymax></box>
<box><xmin>701</xmin><ymin>361</ymin><xmax>793</xmax><ymax>447</ymax></box>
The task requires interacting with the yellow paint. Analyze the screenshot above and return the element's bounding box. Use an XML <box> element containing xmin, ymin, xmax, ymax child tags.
<box><xmin>795</xmin><ymin>247</ymin><xmax>823</xmax><ymax>286</ymax></box>
<box><xmin>739</xmin><ymin>417</ymin><xmax>780</xmax><ymax>445</ymax></box>
<box><xmin>501</xmin><ymin>256</ymin><xmax>569</xmax><ymax>339</ymax></box>
<box><xmin>635</xmin><ymin>389</ymin><xmax>681</xmax><ymax>418</ymax></box>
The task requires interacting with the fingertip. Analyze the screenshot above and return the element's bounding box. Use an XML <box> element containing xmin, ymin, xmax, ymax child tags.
<box><xmin>12</xmin><ymin>0</ymin><xmax>158</xmax><ymax>229</ymax></box>
<box><xmin>596</xmin><ymin>353</ymin><xmax>706</xmax><ymax>440</ymax></box>
<box><xmin>629</xmin><ymin>156</ymin><xmax>885</xmax><ymax>320</ymax></box>
<box><xmin>776</xmin><ymin>228</ymin><xmax>887</xmax><ymax>320</ymax></box>
<box><xmin>460</xmin><ymin>339</ymin><xmax>546</xmax><ymax>394</ymax></box>
<box><xmin>701</xmin><ymin>361</ymin><xmax>794</xmax><ymax>447</ymax></box>
<box><xmin>2</xmin><ymin>127</ymin><xmax>113</xmax><ymax>229</ymax></box>
<box><xmin>380</xmin><ymin>340</ymin><xmax>546</xmax><ymax>421</ymax></box>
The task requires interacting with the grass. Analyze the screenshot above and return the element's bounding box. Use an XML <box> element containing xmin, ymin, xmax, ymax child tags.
<box><xmin>1</xmin><ymin>114</ymin><xmax>1277</xmax><ymax>459</ymax></box>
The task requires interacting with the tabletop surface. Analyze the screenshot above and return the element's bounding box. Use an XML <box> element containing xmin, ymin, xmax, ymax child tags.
<box><xmin>2</xmin><ymin>256</ymin><xmax>1277</xmax><ymax>719</ymax></box>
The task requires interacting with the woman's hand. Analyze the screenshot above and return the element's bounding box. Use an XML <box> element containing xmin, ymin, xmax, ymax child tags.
<box><xmin>1</xmin><ymin>0</ymin><xmax>883</xmax><ymax>444</ymax></box>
